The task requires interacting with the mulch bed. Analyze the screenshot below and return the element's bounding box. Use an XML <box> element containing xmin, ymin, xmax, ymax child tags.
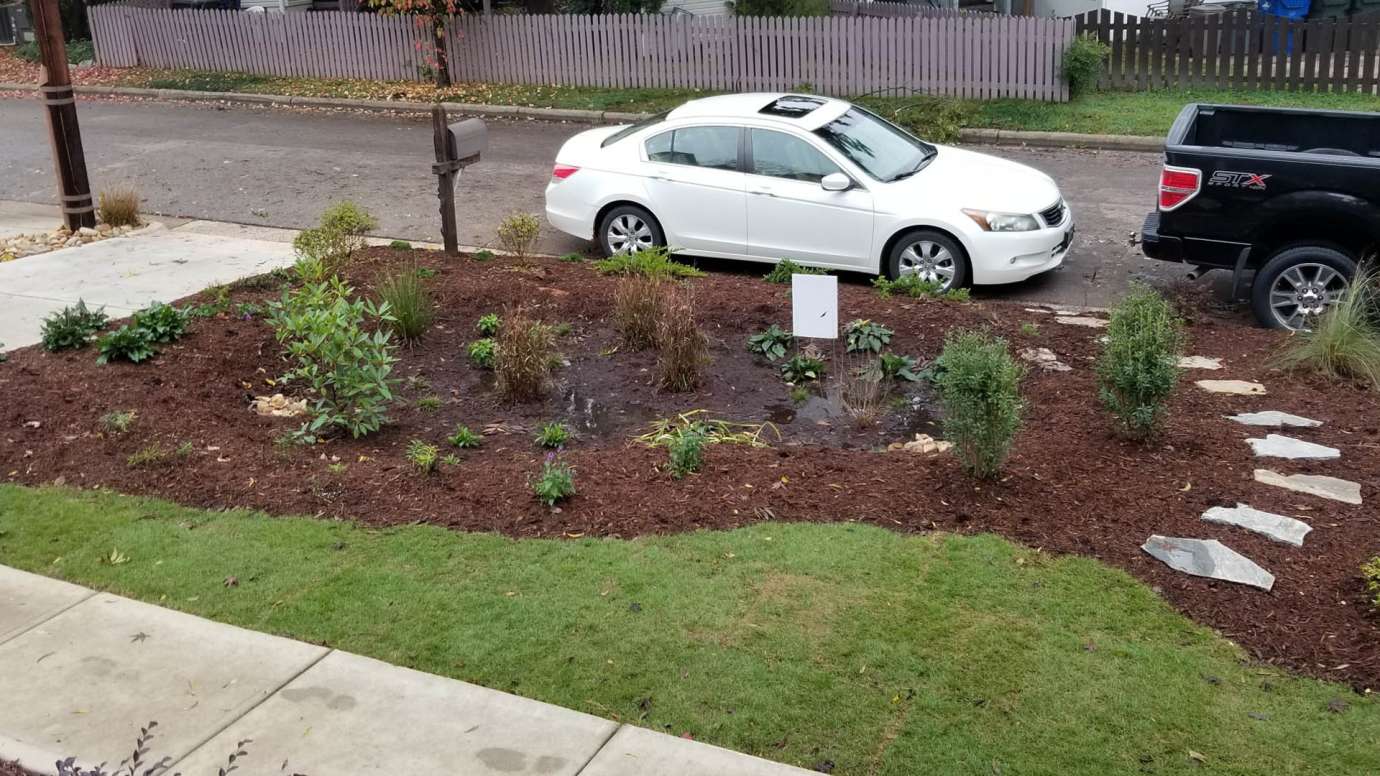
<box><xmin>2</xmin><ymin>248</ymin><xmax>1377</xmax><ymax>692</ymax></box>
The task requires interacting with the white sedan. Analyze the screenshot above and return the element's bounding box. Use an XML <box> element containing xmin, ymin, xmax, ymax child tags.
<box><xmin>544</xmin><ymin>93</ymin><xmax>1074</xmax><ymax>291</ymax></box>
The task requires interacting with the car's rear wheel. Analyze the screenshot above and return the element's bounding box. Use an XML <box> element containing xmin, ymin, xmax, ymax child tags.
<box><xmin>1251</xmin><ymin>245</ymin><xmax>1355</xmax><ymax>331</ymax></box>
<box><xmin>886</xmin><ymin>230</ymin><xmax>970</xmax><ymax>291</ymax></box>
<box><xmin>598</xmin><ymin>205</ymin><xmax>665</xmax><ymax>257</ymax></box>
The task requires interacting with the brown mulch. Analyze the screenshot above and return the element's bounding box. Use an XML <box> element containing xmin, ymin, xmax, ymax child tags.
<box><xmin>0</xmin><ymin>761</ymin><xmax>32</xmax><ymax>776</ymax></box>
<box><xmin>2</xmin><ymin>248</ymin><xmax>1377</xmax><ymax>693</ymax></box>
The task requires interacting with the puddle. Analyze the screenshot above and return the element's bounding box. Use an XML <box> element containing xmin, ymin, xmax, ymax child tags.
<box><xmin>765</xmin><ymin>384</ymin><xmax>942</xmax><ymax>447</ymax></box>
<box><xmin>561</xmin><ymin>386</ymin><xmax>660</xmax><ymax>438</ymax></box>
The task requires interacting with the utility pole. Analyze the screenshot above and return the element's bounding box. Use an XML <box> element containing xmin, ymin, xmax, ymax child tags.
<box><xmin>29</xmin><ymin>0</ymin><xmax>95</xmax><ymax>231</ymax></box>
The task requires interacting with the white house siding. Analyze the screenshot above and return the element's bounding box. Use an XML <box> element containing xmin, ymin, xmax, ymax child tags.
<box><xmin>662</xmin><ymin>0</ymin><xmax>733</xmax><ymax>16</ymax></box>
<box><xmin>1032</xmin><ymin>0</ymin><xmax>1146</xmax><ymax>16</ymax></box>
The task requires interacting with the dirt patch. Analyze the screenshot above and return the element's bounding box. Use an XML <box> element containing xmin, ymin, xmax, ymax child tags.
<box><xmin>2</xmin><ymin>247</ymin><xmax>1378</xmax><ymax>691</ymax></box>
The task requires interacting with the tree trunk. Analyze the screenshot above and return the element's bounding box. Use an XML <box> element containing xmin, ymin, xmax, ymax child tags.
<box><xmin>432</xmin><ymin>18</ymin><xmax>451</xmax><ymax>87</ymax></box>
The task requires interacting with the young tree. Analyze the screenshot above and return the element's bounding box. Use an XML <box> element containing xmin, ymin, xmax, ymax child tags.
<box><xmin>366</xmin><ymin>0</ymin><xmax>459</xmax><ymax>87</ymax></box>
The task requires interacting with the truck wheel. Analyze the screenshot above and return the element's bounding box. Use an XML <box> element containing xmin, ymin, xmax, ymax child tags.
<box><xmin>1251</xmin><ymin>245</ymin><xmax>1356</xmax><ymax>331</ymax></box>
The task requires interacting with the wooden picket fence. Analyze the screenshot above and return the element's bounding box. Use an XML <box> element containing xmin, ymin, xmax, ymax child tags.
<box><xmin>88</xmin><ymin>6</ymin><xmax>1075</xmax><ymax>101</ymax></box>
<box><xmin>1075</xmin><ymin>9</ymin><xmax>1380</xmax><ymax>93</ymax></box>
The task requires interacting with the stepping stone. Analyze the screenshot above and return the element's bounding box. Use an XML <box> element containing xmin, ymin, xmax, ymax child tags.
<box><xmin>1226</xmin><ymin>411</ymin><xmax>1322</xmax><ymax>428</ymax></box>
<box><xmin>1254</xmin><ymin>469</ymin><xmax>1362</xmax><ymax>505</ymax></box>
<box><xmin>1142</xmin><ymin>535</ymin><xmax>1275</xmax><ymax>591</ymax></box>
<box><xmin>1177</xmin><ymin>355</ymin><xmax>1223</xmax><ymax>370</ymax></box>
<box><xmin>1201</xmin><ymin>503</ymin><xmax>1312</xmax><ymax>547</ymax></box>
<box><xmin>1055</xmin><ymin>315</ymin><xmax>1108</xmax><ymax>328</ymax></box>
<box><xmin>1246</xmin><ymin>434</ymin><xmax>1340</xmax><ymax>460</ymax></box>
<box><xmin>1196</xmin><ymin>379</ymin><xmax>1267</xmax><ymax>396</ymax></box>
<box><xmin>1019</xmin><ymin>347</ymin><xmax>1072</xmax><ymax>372</ymax></box>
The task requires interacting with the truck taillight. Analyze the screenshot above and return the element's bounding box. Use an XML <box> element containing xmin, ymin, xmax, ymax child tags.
<box><xmin>551</xmin><ymin>165</ymin><xmax>579</xmax><ymax>182</ymax></box>
<box><xmin>1158</xmin><ymin>165</ymin><xmax>1201</xmax><ymax>211</ymax></box>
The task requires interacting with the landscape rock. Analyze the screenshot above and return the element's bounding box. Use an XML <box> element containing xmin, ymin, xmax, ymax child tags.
<box><xmin>1201</xmin><ymin>503</ymin><xmax>1312</xmax><ymax>547</ymax></box>
<box><xmin>250</xmin><ymin>393</ymin><xmax>308</xmax><ymax>418</ymax></box>
<box><xmin>1254</xmin><ymin>469</ymin><xmax>1362</xmax><ymax>505</ymax></box>
<box><xmin>1019</xmin><ymin>347</ymin><xmax>1072</xmax><ymax>372</ymax></box>
<box><xmin>1141</xmin><ymin>535</ymin><xmax>1275</xmax><ymax>591</ymax></box>
<box><xmin>1055</xmin><ymin>315</ymin><xmax>1108</xmax><ymax>328</ymax></box>
<box><xmin>1177</xmin><ymin>356</ymin><xmax>1222</xmax><ymax>370</ymax></box>
<box><xmin>1246</xmin><ymin>434</ymin><xmax>1339</xmax><ymax>460</ymax></box>
<box><xmin>1226</xmin><ymin>411</ymin><xmax>1322</xmax><ymax>428</ymax></box>
<box><xmin>1196</xmin><ymin>379</ymin><xmax>1267</xmax><ymax>396</ymax></box>
<box><xmin>886</xmin><ymin>434</ymin><xmax>952</xmax><ymax>455</ymax></box>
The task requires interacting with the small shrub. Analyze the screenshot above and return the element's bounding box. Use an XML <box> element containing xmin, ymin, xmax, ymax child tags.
<box><xmin>560</xmin><ymin>252</ymin><xmax>585</xmax><ymax>263</ymax></box>
<box><xmin>476</xmin><ymin>313</ymin><xmax>501</xmax><ymax>336</ymax></box>
<box><xmin>656</xmin><ymin>284</ymin><xmax>709</xmax><ymax>392</ymax></box>
<box><xmin>468</xmin><ymin>338</ymin><xmax>497</xmax><ymax>368</ymax></box>
<box><xmin>415</xmin><ymin>395</ymin><xmax>442</xmax><ymax>412</ymax></box>
<box><xmin>415</xmin><ymin>267</ymin><xmax>437</xmax><ymax>279</ymax></box>
<box><xmin>97</xmin><ymin>186</ymin><xmax>141</xmax><ymax>228</ymax></box>
<box><xmin>1097</xmin><ymin>285</ymin><xmax>1185</xmax><ymax>440</ymax></box>
<box><xmin>613</xmin><ymin>275</ymin><xmax>665</xmax><ymax>350</ymax></box>
<box><xmin>834</xmin><ymin>355</ymin><xmax>887</xmax><ymax>425</ymax></box>
<box><xmin>376</xmin><ymin>267</ymin><xmax>434</xmax><ymax>344</ymax></box>
<box><xmin>935</xmin><ymin>330</ymin><xmax>1025</xmax><ymax>479</ymax></box>
<box><xmin>132</xmin><ymin>302</ymin><xmax>188</xmax><ymax>344</ymax></box>
<box><xmin>1063</xmin><ymin>33</ymin><xmax>1111</xmax><ymax>97</ymax></box>
<box><xmin>495</xmin><ymin>309</ymin><xmax>556</xmax><ymax>402</ymax></box>
<box><xmin>496</xmin><ymin>212</ymin><xmax>541</xmax><ymax>258</ymax></box>
<box><xmin>96</xmin><ymin>325</ymin><xmax>156</xmax><ymax>365</ymax></box>
<box><xmin>746</xmin><ymin>324</ymin><xmax>794</xmax><ymax>362</ymax></box>
<box><xmin>535</xmin><ymin>421</ymin><xmax>571</xmax><ymax>449</ymax></box>
<box><xmin>447</xmin><ymin>425</ymin><xmax>482</xmax><ymax>448</ymax></box>
<box><xmin>1276</xmin><ymin>269</ymin><xmax>1380</xmax><ymax>392</ymax></box>
<box><xmin>100</xmin><ymin>409</ymin><xmax>137</xmax><ymax>434</ymax></box>
<box><xmin>388</xmin><ymin>239</ymin><xmax>413</xmax><ymax>250</ymax></box>
<box><xmin>763</xmin><ymin>259</ymin><xmax>826</xmax><ymax>284</ymax></box>
<box><xmin>406</xmin><ymin>439</ymin><xmax>440</xmax><ymax>473</ymax></box>
<box><xmin>473</xmin><ymin>249</ymin><xmax>495</xmax><ymax>262</ymax></box>
<box><xmin>41</xmin><ymin>300</ymin><xmax>108</xmax><ymax>351</ymax></box>
<box><xmin>877</xmin><ymin>352</ymin><xmax>922</xmax><ymax>382</ymax></box>
<box><xmin>127</xmin><ymin>441</ymin><xmax>192</xmax><ymax>468</ymax></box>
<box><xmin>442</xmin><ymin>453</ymin><xmax>460</xmax><ymax>466</ymax></box>
<box><xmin>531</xmin><ymin>453</ymin><xmax>576</xmax><ymax>506</ymax></box>
<box><xmin>1020</xmin><ymin>322</ymin><xmax>1041</xmax><ymax>337</ymax></box>
<box><xmin>845</xmin><ymin>319</ymin><xmax>894</xmax><ymax>354</ymax></box>
<box><xmin>667</xmin><ymin>431</ymin><xmax>705</xmax><ymax>478</ymax></box>
<box><xmin>1363</xmin><ymin>556</ymin><xmax>1380</xmax><ymax>610</ymax></box>
<box><xmin>554</xmin><ymin>322</ymin><xmax>574</xmax><ymax>337</ymax></box>
<box><xmin>320</xmin><ymin>200</ymin><xmax>377</xmax><ymax>236</ymax></box>
<box><xmin>595</xmin><ymin>247</ymin><xmax>704</xmax><ymax>279</ymax></box>
<box><xmin>781</xmin><ymin>352</ymin><xmax>826</xmax><ymax>383</ymax></box>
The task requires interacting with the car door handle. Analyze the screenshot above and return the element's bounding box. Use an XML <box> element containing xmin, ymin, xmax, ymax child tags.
<box><xmin>750</xmin><ymin>188</ymin><xmax>775</xmax><ymax>197</ymax></box>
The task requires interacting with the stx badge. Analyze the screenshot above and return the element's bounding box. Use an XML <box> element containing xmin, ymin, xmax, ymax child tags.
<box><xmin>1208</xmin><ymin>171</ymin><xmax>1271</xmax><ymax>189</ymax></box>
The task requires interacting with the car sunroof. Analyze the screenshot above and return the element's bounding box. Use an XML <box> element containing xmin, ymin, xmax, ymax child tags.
<box><xmin>759</xmin><ymin>96</ymin><xmax>826</xmax><ymax>118</ymax></box>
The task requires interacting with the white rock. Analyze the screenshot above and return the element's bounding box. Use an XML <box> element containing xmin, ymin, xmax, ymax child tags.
<box><xmin>1019</xmin><ymin>347</ymin><xmax>1072</xmax><ymax>372</ymax></box>
<box><xmin>1196</xmin><ymin>379</ymin><xmax>1267</xmax><ymax>395</ymax></box>
<box><xmin>1141</xmin><ymin>535</ymin><xmax>1275</xmax><ymax>591</ymax></box>
<box><xmin>1201</xmin><ymin>503</ymin><xmax>1312</xmax><ymax>547</ymax></box>
<box><xmin>1177</xmin><ymin>355</ymin><xmax>1223</xmax><ymax>370</ymax></box>
<box><xmin>1254</xmin><ymin>469</ymin><xmax>1362</xmax><ymax>505</ymax></box>
<box><xmin>77</xmin><ymin>226</ymin><xmax>99</xmax><ymax>237</ymax></box>
<box><xmin>1226</xmin><ymin>411</ymin><xmax>1322</xmax><ymax>428</ymax></box>
<box><xmin>1055</xmin><ymin>315</ymin><xmax>1108</xmax><ymax>328</ymax></box>
<box><xmin>1246</xmin><ymin>434</ymin><xmax>1339</xmax><ymax>460</ymax></box>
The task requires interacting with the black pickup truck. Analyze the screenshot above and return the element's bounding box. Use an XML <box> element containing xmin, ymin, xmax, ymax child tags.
<box><xmin>1140</xmin><ymin>103</ymin><xmax>1380</xmax><ymax>329</ymax></box>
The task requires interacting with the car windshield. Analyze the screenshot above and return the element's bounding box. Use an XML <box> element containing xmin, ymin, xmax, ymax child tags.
<box><xmin>813</xmin><ymin>107</ymin><xmax>936</xmax><ymax>182</ymax></box>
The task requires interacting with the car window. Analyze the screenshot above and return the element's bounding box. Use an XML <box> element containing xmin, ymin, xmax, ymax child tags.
<box><xmin>645</xmin><ymin>126</ymin><xmax>739</xmax><ymax>171</ymax></box>
<box><xmin>602</xmin><ymin>111</ymin><xmax>668</xmax><ymax>148</ymax></box>
<box><xmin>749</xmin><ymin>129</ymin><xmax>840</xmax><ymax>183</ymax></box>
<box><xmin>814</xmin><ymin>107</ymin><xmax>935</xmax><ymax>182</ymax></box>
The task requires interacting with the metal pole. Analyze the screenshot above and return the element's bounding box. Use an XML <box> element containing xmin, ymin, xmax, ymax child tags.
<box><xmin>29</xmin><ymin>0</ymin><xmax>95</xmax><ymax>231</ymax></box>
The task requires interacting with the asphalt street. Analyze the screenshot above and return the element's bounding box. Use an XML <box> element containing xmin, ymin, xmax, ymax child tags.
<box><xmin>0</xmin><ymin>94</ymin><xmax>1186</xmax><ymax>307</ymax></box>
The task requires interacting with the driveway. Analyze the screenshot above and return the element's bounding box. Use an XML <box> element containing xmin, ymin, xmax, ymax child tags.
<box><xmin>0</xmin><ymin>94</ymin><xmax>1184</xmax><ymax>308</ymax></box>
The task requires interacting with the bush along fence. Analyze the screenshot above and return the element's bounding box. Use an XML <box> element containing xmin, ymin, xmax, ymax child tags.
<box><xmin>1075</xmin><ymin>8</ymin><xmax>1380</xmax><ymax>93</ymax></box>
<box><xmin>87</xmin><ymin>6</ymin><xmax>1075</xmax><ymax>101</ymax></box>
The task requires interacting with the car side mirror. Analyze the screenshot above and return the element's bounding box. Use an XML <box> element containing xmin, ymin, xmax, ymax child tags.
<box><xmin>820</xmin><ymin>173</ymin><xmax>851</xmax><ymax>192</ymax></box>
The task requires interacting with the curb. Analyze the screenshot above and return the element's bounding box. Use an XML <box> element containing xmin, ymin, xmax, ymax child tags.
<box><xmin>1</xmin><ymin>81</ymin><xmax>1165</xmax><ymax>153</ymax></box>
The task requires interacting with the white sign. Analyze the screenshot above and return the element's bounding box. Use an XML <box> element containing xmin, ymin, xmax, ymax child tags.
<box><xmin>791</xmin><ymin>274</ymin><xmax>838</xmax><ymax>339</ymax></box>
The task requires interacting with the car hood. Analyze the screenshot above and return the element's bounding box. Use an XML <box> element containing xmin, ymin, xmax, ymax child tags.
<box><xmin>896</xmin><ymin>145</ymin><xmax>1061</xmax><ymax>214</ymax></box>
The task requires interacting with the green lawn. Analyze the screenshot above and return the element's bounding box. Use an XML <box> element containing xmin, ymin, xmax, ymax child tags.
<box><xmin>0</xmin><ymin>485</ymin><xmax>1374</xmax><ymax>774</ymax></box>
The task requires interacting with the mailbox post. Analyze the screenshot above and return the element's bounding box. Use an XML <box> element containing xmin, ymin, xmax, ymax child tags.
<box><xmin>431</xmin><ymin>105</ymin><xmax>487</xmax><ymax>255</ymax></box>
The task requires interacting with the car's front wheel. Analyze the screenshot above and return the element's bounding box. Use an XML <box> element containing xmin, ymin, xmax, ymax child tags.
<box><xmin>598</xmin><ymin>205</ymin><xmax>665</xmax><ymax>257</ymax></box>
<box><xmin>886</xmin><ymin>230</ymin><xmax>970</xmax><ymax>292</ymax></box>
<box><xmin>1251</xmin><ymin>244</ymin><xmax>1355</xmax><ymax>331</ymax></box>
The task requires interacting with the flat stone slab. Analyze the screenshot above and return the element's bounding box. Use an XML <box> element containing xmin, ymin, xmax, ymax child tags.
<box><xmin>0</xmin><ymin>593</ymin><xmax>327</xmax><ymax>770</ymax></box>
<box><xmin>0</xmin><ymin>567</ymin><xmax>92</xmax><ymax>645</ymax></box>
<box><xmin>1177</xmin><ymin>355</ymin><xmax>1223</xmax><ymax>370</ymax></box>
<box><xmin>175</xmin><ymin>650</ymin><xmax>617</xmax><ymax>776</ymax></box>
<box><xmin>1141</xmin><ymin>536</ymin><xmax>1275</xmax><ymax>591</ymax></box>
<box><xmin>1201</xmin><ymin>503</ymin><xmax>1312</xmax><ymax>547</ymax></box>
<box><xmin>1019</xmin><ymin>347</ymin><xmax>1072</xmax><ymax>372</ymax></box>
<box><xmin>1255</xmin><ymin>469</ymin><xmax>1363</xmax><ymax>505</ymax></box>
<box><xmin>1196</xmin><ymin>379</ymin><xmax>1267</xmax><ymax>396</ymax></box>
<box><xmin>580</xmin><ymin>723</ymin><xmax>816</xmax><ymax>776</ymax></box>
<box><xmin>1246</xmin><ymin>434</ymin><xmax>1340</xmax><ymax>460</ymax></box>
<box><xmin>1227</xmin><ymin>411</ymin><xmax>1322</xmax><ymax>428</ymax></box>
<box><xmin>1054</xmin><ymin>315</ymin><xmax>1108</xmax><ymax>328</ymax></box>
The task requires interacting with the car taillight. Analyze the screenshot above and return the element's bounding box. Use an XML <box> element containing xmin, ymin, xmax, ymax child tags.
<box><xmin>551</xmin><ymin>165</ymin><xmax>579</xmax><ymax>182</ymax></box>
<box><xmin>1158</xmin><ymin>165</ymin><xmax>1201</xmax><ymax>211</ymax></box>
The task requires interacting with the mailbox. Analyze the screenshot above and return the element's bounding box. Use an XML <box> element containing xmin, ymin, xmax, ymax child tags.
<box><xmin>446</xmin><ymin>118</ymin><xmax>488</xmax><ymax>168</ymax></box>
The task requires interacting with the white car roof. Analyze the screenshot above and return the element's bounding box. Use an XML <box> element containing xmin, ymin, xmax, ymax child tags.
<box><xmin>666</xmin><ymin>93</ymin><xmax>852</xmax><ymax>130</ymax></box>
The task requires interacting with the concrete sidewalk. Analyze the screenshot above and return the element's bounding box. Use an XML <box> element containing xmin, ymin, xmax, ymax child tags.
<box><xmin>0</xmin><ymin>565</ymin><xmax>810</xmax><ymax>776</ymax></box>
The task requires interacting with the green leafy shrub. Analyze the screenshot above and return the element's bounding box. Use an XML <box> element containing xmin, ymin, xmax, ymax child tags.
<box><xmin>476</xmin><ymin>313</ymin><xmax>501</xmax><ymax>337</ymax></box>
<box><xmin>781</xmin><ymin>353</ymin><xmax>826</xmax><ymax>383</ymax></box>
<box><xmin>16</xmin><ymin>39</ymin><xmax>93</xmax><ymax>65</ymax></box>
<box><xmin>1063</xmin><ymin>33</ymin><xmax>1111</xmax><ymax>97</ymax></box>
<box><xmin>872</xmin><ymin>274</ymin><xmax>968</xmax><ymax>301</ymax></box>
<box><xmin>878</xmin><ymin>353</ymin><xmax>922</xmax><ymax>382</ymax></box>
<box><xmin>1097</xmin><ymin>285</ymin><xmax>1185</xmax><ymax>440</ymax></box>
<box><xmin>936</xmin><ymin>330</ymin><xmax>1025</xmax><ymax>479</ymax></box>
<box><xmin>99</xmin><ymin>409</ymin><xmax>137</xmax><ymax>434</ymax></box>
<box><xmin>535</xmin><ymin>421</ymin><xmax>571</xmax><ymax>449</ymax></box>
<box><xmin>1364</xmin><ymin>556</ymin><xmax>1380</xmax><ymax>610</ymax></box>
<box><xmin>1276</xmin><ymin>269</ymin><xmax>1380</xmax><ymax>392</ymax></box>
<box><xmin>1020</xmin><ymin>322</ymin><xmax>1041</xmax><ymax>337</ymax></box>
<box><xmin>388</xmin><ymin>239</ymin><xmax>413</xmax><ymax>250</ymax></box>
<box><xmin>406</xmin><ymin>439</ymin><xmax>440</xmax><ymax>473</ymax></box>
<box><xmin>497</xmin><ymin>212</ymin><xmax>542</xmax><ymax>258</ymax></box>
<box><xmin>496</xmin><ymin>309</ymin><xmax>557</xmax><ymax>402</ymax></box>
<box><xmin>746</xmin><ymin>324</ymin><xmax>794</xmax><ymax>362</ymax></box>
<box><xmin>292</xmin><ymin>203</ymin><xmax>375</xmax><ymax>280</ymax></box>
<box><xmin>268</xmin><ymin>276</ymin><xmax>399</xmax><ymax>441</ymax></box>
<box><xmin>40</xmin><ymin>300</ymin><xmax>108</xmax><ymax>351</ymax></box>
<box><xmin>667</xmin><ymin>431</ymin><xmax>705</xmax><ymax>478</ymax></box>
<box><xmin>656</xmin><ymin>283</ymin><xmax>709</xmax><ymax>392</ymax></box>
<box><xmin>97</xmin><ymin>186</ymin><xmax>141</xmax><ymax>228</ymax></box>
<box><xmin>845</xmin><ymin>319</ymin><xmax>894</xmax><ymax>354</ymax></box>
<box><xmin>595</xmin><ymin>247</ymin><xmax>704</xmax><ymax>279</ymax></box>
<box><xmin>763</xmin><ymin>259</ymin><xmax>825</xmax><ymax>284</ymax></box>
<box><xmin>532</xmin><ymin>453</ymin><xmax>576</xmax><ymax>506</ymax></box>
<box><xmin>559</xmin><ymin>252</ymin><xmax>585</xmax><ymax>263</ymax></box>
<box><xmin>613</xmin><ymin>275</ymin><xmax>665</xmax><ymax>350</ymax></box>
<box><xmin>376</xmin><ymin>267</ymin><xmax>433</xmax><ymax>344</ymax></box>
<box><xmin>864</xmin><ymin>95</ymin><xmax>976</xmax><ymax>145</ymax></box>
<box><xmin>321</xmin><ymin>200</ymin><xmax>377</xmax><ymax>236</ymax></box>
<box><xmin>447</xmin><ymin>425</ymin><xmax>482</xmax><ymax>448</ymax></box>
<box><xmin>96</xmin><ymin>325</ymin><xmax>156</xmax><ymax>365</ymax></box>
<box><xmin>132</xmin><ymin>302</ymin><xmax>188</xmax><ymax>344</ymax></box>
<box><xmin>468</xmin><ymin>338</ymin><xmax>497</xmax><ymax>368</ymax></box>
<box><xmin>473</xmin><ymin>249</ymin><xmax>495</xmax><ymax>262</ymax></box>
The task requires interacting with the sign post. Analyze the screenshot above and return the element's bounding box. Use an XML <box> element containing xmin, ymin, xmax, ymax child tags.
<box><xmin>430</xmin><ymin>105</ymin><xmax>487</xmax><ymax>256</ymax></box>
<box><xmin>29</xmin><ymin>0</ymin><xmax>95</xmax><ymax>231</ymax></box>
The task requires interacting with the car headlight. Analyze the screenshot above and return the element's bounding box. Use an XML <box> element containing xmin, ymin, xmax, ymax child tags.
<box><xmin>962</xmin><ymin>209</ymin><xmax>1040</xmax><ymax>232</ymax></box>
